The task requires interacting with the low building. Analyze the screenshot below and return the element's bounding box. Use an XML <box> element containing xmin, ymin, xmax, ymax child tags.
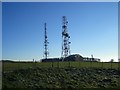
<box><xmin>41</xmin><ymin>58</ymin><xmax>62</xmax><ymax>62</ymax></box>
<box><xmin>41</xmin><ymin>54</ymin><xmax>100</xmax><ymax>62</ymax></box>
<box><xmin>64</xmin><ymin>54</ymin><xmax>84</xmax><ymax>61</ymax></box>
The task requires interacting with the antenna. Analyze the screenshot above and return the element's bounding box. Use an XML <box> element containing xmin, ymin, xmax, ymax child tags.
<box><xmin>61</xmin><ymin>16</ymin><xmax>71</xmax><ymax>59</ymax></box>
<box><xmin>44</xmin><ymin>23</ymin><xmax>49</xmax><ymax>59</ymax></box>
<box><xmin>91</xmin><ymin>54</ymin><xmax>94</xmax><ymax>61</ymax></box>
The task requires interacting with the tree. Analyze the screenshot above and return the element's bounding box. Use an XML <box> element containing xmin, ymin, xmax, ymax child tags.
<box><xmin>110</xmin><ymin>59</ymin><xmax>114</xmax><ymax>62</ymax></box>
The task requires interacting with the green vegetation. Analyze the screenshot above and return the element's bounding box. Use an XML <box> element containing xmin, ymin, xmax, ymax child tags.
<box><xmin>3</xmin><ymin>61</ymin><xmax>120</xmax><ymax>71</ymax></box>
<box><xmin>3</xmin><ymin>67</ymin><xmax>120</xmax><ymax>88</ymax></box>
<box><xmin>2</xmin><ymin>61</ymin><xmax>120</xmax><ymax>88</ymax></box>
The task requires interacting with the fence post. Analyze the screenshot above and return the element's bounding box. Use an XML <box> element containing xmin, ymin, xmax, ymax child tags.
<box><xmin>52</xmin><ymin>60</ymin><xmax>53</xmax><ymax>68</ymax></box>
<box><xmin>97</xmin><ymin>61</ymin><xmax>99</xmax><ymax>68</ymax></box>
<box><xmin>118</xmin><ymin>62</ymin><xmax>119</xmax><ymax>70</ymax></box>
<box><xmin>79</xmin><ymin>61</ymin><xmax>80</xmax><ymax>68</ymax></box>
<box><xmin>2</xmin><ymin>60</ymin><xmax>4</xmax><ymax>72</ymax></box>
<box><xmin>111</xmin><ymin>62</ymin><xmax>112</xmax><ymax>69</ymax></box>
<box><xmin>90</xmin><ymin>61</ymin><xmax>92</xmax><ymax>68</ymax></box>
<box><xmin>35</xmin><ymin>60</ymin><xmax>37</xmax><ymax>68</ymax></box>
<box><xmin>118</xmin><ymin>62</ymin><xmax>120</xmax><ymax>70</ymax></box>
<box><xmin>101</xmin><ymin>62</ymin><xmax>103</xmax><ymax>69</ymax></box>
<box><xmin>57</xmin><ymin>61</ymin><xmax>59</xmax><ymax>68</ymax></box>
<box><xmin>18</xmin><ymin>60</ymin><xmax>20</xmax><ymax>70</ymax></box>
<box><xmin>68</xmin><ymin>61</ymin><xmax>70</xmax><ymax>68</ymax></box>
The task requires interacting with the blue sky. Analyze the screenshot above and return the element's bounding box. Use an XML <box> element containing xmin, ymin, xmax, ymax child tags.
<box><xmin>2</xmin><ymin>2</ymin><xmax>118</xmax><ymax>62</ymax></box>
<box><xmin>0</xmin><ymin>2</ymin><xmax>1</xmax><ymax>60</ymax></box>
<box><xmin>1</xmin><ymin>0</ymin><xmax>120</xmax><ymax>2</ymax></box>
<box><xmin>118</xmin><ymin>2</ymin><xmax>120</xmax><ymax>59</ymax></box>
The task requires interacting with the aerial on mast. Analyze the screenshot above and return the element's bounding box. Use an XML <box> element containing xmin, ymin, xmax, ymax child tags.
<box><xmin>61</xmin><ymin>16</ymin><xmax>71</xmax><ymax>59</ymax></box>
<box><xmin>44</xmin><ymin>23</ymin><xmax>49</xmax><ymax>59</ymax></box>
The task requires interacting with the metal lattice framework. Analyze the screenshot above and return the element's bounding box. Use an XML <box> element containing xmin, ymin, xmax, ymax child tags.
<box><xmin>44</xmin><ymin>23</ymin><xmax>49</xmax><ymax>59</ymax></box>
<box><xmin>61</xmin><ymin>16</ymin><xmax>71</xmax><ymax>59</ymax></box>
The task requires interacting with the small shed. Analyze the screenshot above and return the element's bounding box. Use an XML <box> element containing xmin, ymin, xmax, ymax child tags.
<box><xmin>64</xmin><ymin>54</ymin><xmax>84</xmax><ymax>61</ymax></box>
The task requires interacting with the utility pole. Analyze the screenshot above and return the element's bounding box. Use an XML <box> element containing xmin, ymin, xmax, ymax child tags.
<box><xmin>61</xmin><ymin>16</ymin><xmax>71</xmax><ymax>60</ymax></box>
<box><xmin>44</xmin><ymin>23</ymin><xmax>49</xmax><ymax>59</ymax></box>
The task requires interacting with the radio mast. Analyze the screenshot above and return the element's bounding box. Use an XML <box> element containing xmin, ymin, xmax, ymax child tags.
<box><xmin>44</xmin><ymin>23</ymin><xmax>49</xmax><ymax>59</ymax></box>
<box><xmin>61</xmin><ymin>16</ymin><xmax>71</xmax><ymax>59</ymax></box>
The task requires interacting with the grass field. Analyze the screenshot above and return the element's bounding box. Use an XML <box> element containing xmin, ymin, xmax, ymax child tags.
<box><xmin>2</xmin><ymin>61</ymin><xmax>120</xmax><ymax>88</ymax></box>
<box><xmin>3</xmin><ymin>61</ymin><xmax>120</xmax><ymax>71</ymax></box>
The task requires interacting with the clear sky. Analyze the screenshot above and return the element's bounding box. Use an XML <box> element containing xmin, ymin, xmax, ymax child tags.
<box><xmin>2</xmin><ymin>2</ymin><xmax>118</xmax><ymax>62</ymax></box>
<box><xmin>1</xmin><ymin>0</ymin><xmax>120</xmax><ymax>2</ymax></box>
<box><xmin>119</xmin><ymin>2</ymin><xmax>120</xmax><ymax>60</ymax></box>
<box><xmin>0</xmin><ymin>2</ymin><xmax>2</xmax><ymax>60</ymax></box>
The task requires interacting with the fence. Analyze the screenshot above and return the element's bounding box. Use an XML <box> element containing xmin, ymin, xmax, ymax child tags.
<box><xmin>42</xmin><ymin>61</ymin><xmax>120</xmax><ymax>69</ymax></box>
<box><xmin>2</xmin><ymin>61</ymin><xmax>120</xmax><ymax>71</ymax></box>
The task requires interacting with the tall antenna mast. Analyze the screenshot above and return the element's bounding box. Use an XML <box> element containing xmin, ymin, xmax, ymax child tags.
<box><xmin>61</xmin><ymin>16</ymin><xmax>71</xmax><ymax>59</ymax></box>
<box><xmin>44</xmin><ymin>23</ymin><xmax>49</xmax><ymax>59</ymax></box>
